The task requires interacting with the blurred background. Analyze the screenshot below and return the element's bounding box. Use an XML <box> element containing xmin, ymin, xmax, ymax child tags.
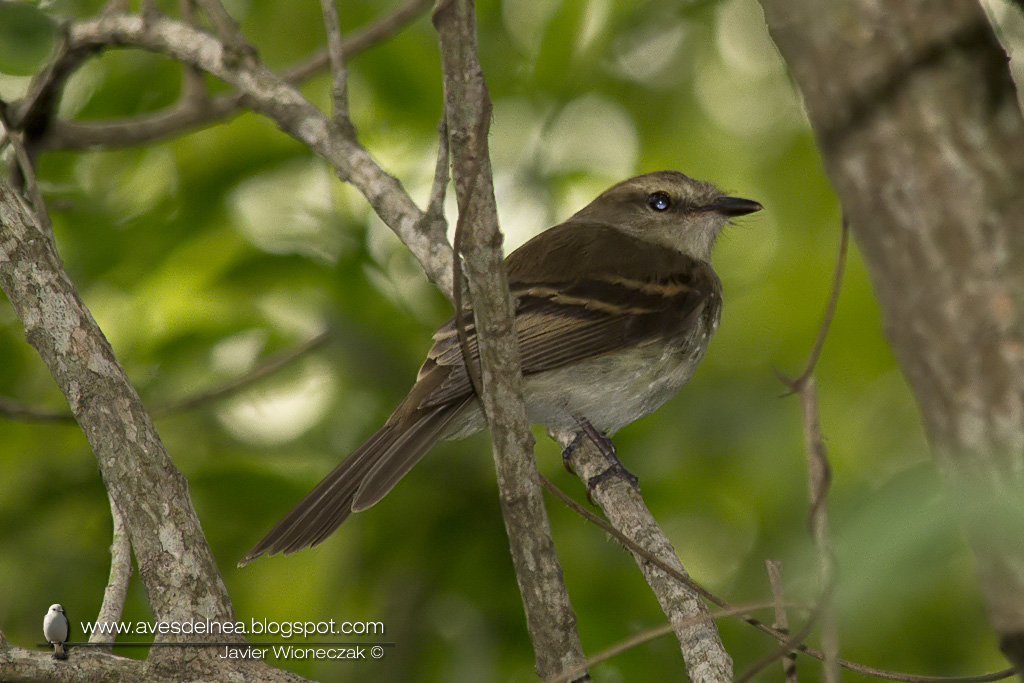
<box><xmin>2</xmin><ymin>0</ymin><xmax>1023</xmax><ymax>680</ymax></box>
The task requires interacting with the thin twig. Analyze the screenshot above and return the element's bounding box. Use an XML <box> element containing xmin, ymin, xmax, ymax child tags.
<box><xmin>6</xmin><ymin>29</ymin><xmax>101</xmax><ymax>158</ymax></box>
<box><xmin>194</xmin><ymin>0</ymin><xmax>254</xmax><ymax>57</ymax></box>
<box><xmin>153</xmin><ymin>331</ymin><xmax>331</xmax><ymax>416</ymax></box>
<box><xmin>61</xmin><ymin>12</ymin><xmax>455</xmax><ymax>295</ymax></box>
<box><xmin>801</xmin><ymin>378</ymin><xmax>840</xmax><ymax>683</ymax></box>
<box><xmin>0</xmin><ymin>332</ymin><xmax>331</xmax><ymax>422</ymax></box>
<box><xmin>544</xmin><ymin>437</ymin><xmax>734</xmax><ymax>683</ymax></box>
<box><xmin>450</xmin><ymin>114</ymin><xmax>486</xmax><ymax>396</ymax></box>
<box><xmin>766</xmin><ymin>560</ymin><xmax>799</xmax><ymax>683</ymax></box>
<box><xmin>771</xmin><ymin>218</ymin><xmax>849</xmax><ymax>683</ymax></box>
<box><xmin>39</xmin><ymin>0</ymin><xmax>433</xmax><ymax>151</ymax></box>
<box><xmin>89</xmin><ymin>494</ymin><xmax>132</xmax><ymax>650</ymax></box>
<box><xmin>540</xmin><ymin>474</ymin><xmax>1014</xmax><ymax>683</ymax></box>
<box><xmin>176</xmin><ymin>0</ymin><xmax>208</xmax><ymax>103</ymax></box>
<box><xmin>736</xmin><ymin>584</ymin><xmax>828</xmax><ymax>683</ymax></box>
<box><xmin>547</xmin><ymin>602</ymin><xmax>800</xmax><ymax>683</ymax></box>
<box><xmin>0</xmin><ymin>111</ymin><xmax>54</xmax><ymax>237</ymax></box>
<box><xmin>317</xmin><ymin>0</ymin><xmax>350</xmax><ymax>128</ymax></box>
<box><xmin>281</xmin><ymin>0</ymin><xmax>431</xmax><ymax>84</ymax></box>
<box><xmin>100</xmin><ymin>0</ymin><xmax>130</xmax><ymax>14</ymax></box>
<box><xmin>424</xmin><ymin>117</ymin><xmax>450</xmax><ymax>223</ymax></box>
<box><xmin>778</xmin><ymin>217</ymin><xmax>850</xmax><ymax>392</ymax></box>
<box><xmin>0</xmin><ymin>397</ymin><xmax>69</xmax><ymax>422</ymax></box>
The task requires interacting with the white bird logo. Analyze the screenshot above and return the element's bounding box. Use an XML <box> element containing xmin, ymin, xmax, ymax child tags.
<box><xmin>43</xmin><ymin>604</ymin><xmax>69</xmax><ymax>660</ymax></box>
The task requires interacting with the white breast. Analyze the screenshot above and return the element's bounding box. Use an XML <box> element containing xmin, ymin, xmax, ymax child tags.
<box><xmin>523</xmin><ymin>316</ymin><xmax>717</xmax><ymax>435</ymax></box>
<box><xmin>44</xmin><ymin>610</ymin><xmax>68</xmax><ymax>643</ymax></box>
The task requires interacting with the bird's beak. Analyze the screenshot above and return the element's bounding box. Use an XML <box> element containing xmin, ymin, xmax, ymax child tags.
<box><xmin>708</xmin><ymin>196</ymin><xmax>763</xmax><ymax>216</ymax></box>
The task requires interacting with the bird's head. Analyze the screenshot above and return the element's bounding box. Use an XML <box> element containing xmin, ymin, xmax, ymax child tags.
<box><xmin>570</xmin><ymin>170</ymin><xmax>762</xmax><ymax>261</ymax></box>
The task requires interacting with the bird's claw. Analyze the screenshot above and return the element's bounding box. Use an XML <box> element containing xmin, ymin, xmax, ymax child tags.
<box><xmin>585</xmin><ymin>462</ymin><xmax>640</xmax><ymax>504</ymax></box>
<box><xmin>561</xmin><ymin>432</ymin><xmax>585</xmax><ymax>474</ymax></box>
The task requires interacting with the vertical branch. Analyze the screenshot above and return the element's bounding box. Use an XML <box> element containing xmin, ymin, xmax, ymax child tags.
<box><xmin>176</xmin><ymin>0</ymin><xmax>209</xmax><ymax>103</ymax></box>
<box><xmin>89</xmin><ymin>494</ymin><xmax>133</xmax><ymax>651</ymax></box>
<box><xmin>0</xmin><ymin>115</ymin><xmax>53</xmax><ymax>236</ymax></box>
<box><xmin>194</xmin><ymin>0</ymin><xmax>252</xmax><ymax>57</ymax></box>
<box><xmin>423</xmin><ymin>117</ymin><xmax>450</xmax><ymax>223</ymax></box>
<box><xmin>766</xmin><ymin>559</ymin><xmax>799</xmax><ymax>683</ymax></box>
<box><xmin>433</xmin><ymin>0</ymin><xmax>588</xmax><ymax>678</ymax></box>
<box><xmin>317</xmin><ymin>0</ymin><xmax>350</xmax><ymax>127</ymax></box>
<box><xmin>797</xmin><ymin>378</ymin><xmax>840</xmax><ymax>683</ymax></box>
<box><xmin>773</xmin><ymin>219</ymin><xmax>849</xmax><ymax>683</ymax></box>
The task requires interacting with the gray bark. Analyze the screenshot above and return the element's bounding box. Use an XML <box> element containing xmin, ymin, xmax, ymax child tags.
<box><xmin>433</xmin><ymin>0</ymin><xmax>589</xmax><ymax>678</ymax></box>
<box><xmin>0</xmin><ymin>173</ymin><xmax>306</xmax><ymax>682</ymax></box>
<box><xmin>760</xmin><ymin>0</ymin><xmax>1024</xmax><ymax>669</ymax></box>
<box><xmin>560</xmin><ymin>436</ymin><xmax>733</xmax><ymax>683</ymax></box>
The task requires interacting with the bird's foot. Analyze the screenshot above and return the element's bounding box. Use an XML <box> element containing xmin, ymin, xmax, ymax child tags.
<box><xmin>568</xmin><ymin>413</ymin><xmax>639</xmax><ymax>503</ymax></box>
<box><xmin>560</xmin><ymin>432</ymin><xmax>585</xmax><ymax>474</ymax></box>
<box><xmin>571</xmin><ymin>413</ymin><xmax>617</xmax><ymax>461</ymax></box>
<box><xmin>586</xmin><ymin>462</ymin><xmax>640</xmax><ymax>504</ymax></box>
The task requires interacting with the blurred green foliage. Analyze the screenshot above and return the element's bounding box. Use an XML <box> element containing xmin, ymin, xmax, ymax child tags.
<box><xmin>0</xmin><ymin>0</ymin><xmax>1012</xmax><ymax>680</ymax></box>
<box><xmin>0</xmin><ymin>2</ymin><xmax>54</xmax><ymax>75</ymax></box>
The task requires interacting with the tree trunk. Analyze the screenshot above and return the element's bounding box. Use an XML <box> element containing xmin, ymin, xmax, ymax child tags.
<box><xmin>760</xmin><ymin>0</ymin><xmax>1024</xmax><ymax>670</ymax></box>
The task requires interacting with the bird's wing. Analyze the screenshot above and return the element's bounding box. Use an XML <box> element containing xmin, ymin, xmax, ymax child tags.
<box><xmin>416</xmin><ymin>222</ymin><xmax>720</xmax><ymax>408</ymax></box>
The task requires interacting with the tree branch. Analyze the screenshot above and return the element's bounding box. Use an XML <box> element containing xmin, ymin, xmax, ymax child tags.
<box><xmin>542</xmin><ymin>474</ymin><xmax>1016</xmax><ymax>683</ymax></box>
<box><xmin>548</xmin><ymin>602</ymin><xmax>790</xmax><ymax>683</ymax></box>
<box><xmin>61</xmin><ymin>11</ymin><xmax>453</xmax><ymax>298</ymax></box>
<box><xmin>176</xmin><ymin>0</ymin><xmax>208</xmax><ymax>103</ymax></box>
<box><xmin>0</xmin><ymin>175</ymin><xmax>232</xmax><ymax>629</ymax></box>
<box><xmin>7</xmin><ymin>34</ymin><xmax>101</xmax><ymax>157</ymax></box>
<box><xmin>433</xmin><ymin>0</ymin><xmax>588</xmax><ymax>679</ymax></box>
<box><xmin>0</xmin><ymin>646</ymin><xmax>312</xmax><ymax>682</ymax></box>
<box><xmin>766</xmin><ymin>560</ymin><xmax>799</xmax><ymax>683</ymax></box>
<box><xmin>796</xmin><ymin>378</ymin><xmax>839</xmax><ymax>683</ymax></box>
<box><xmin>193</xmin><ymin>0</ymin><xmax>253</xmax><ymax>57</ymax></box>
<box><xmin>557</xmin><ymin>437</ymin><xmax>733</xmax><ymax>683</ymax></box>
<box><xmin>759</xmin><ymin>219</ymin><xmax>849</xmax><ymax>682</ymax></box>
<box><xmin>0</xmin><ymin>144</ymin><xmax>316</xmax><ymax>683</ymax></box>
<box><xmin>89</xmin><ymin>494</ymin><xmax>132</xmax><ymax>651</ymax></box>
<box><xmin>36</xmin><ymin>0</ymin><xmax>432</xmax><ymax>151</ymax></box>
<box><xmin>317</xmin><ymin>0</ymin><xmax>350</xmax><ymax>128</ymax></box>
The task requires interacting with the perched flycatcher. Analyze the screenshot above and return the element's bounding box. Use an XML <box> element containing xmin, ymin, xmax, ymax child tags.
<box><xmin>241</xmin><ymin>170</ymin><xmax>761</xmax><ymax>565</ymax></box>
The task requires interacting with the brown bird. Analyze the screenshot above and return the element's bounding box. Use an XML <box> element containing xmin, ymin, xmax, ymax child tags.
<box><xmin>240</xmin><ymin>170</ymin><xmax>761</xmax><ymax>566</ymax></box>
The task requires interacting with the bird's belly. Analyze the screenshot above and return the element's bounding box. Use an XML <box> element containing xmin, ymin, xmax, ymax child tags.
<box><xmin>440</xmin><ymin>319</ymin><xmax>716</xmax><ymax>441</ymax></box>
<box><xmin>524</xmin><ymin>327</ymin><xmax>713</xmax><ymax>435</ymax></box>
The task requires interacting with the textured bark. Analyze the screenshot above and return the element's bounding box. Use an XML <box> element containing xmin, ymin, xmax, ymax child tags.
<box><xmin>0</xmin><ymin>177</ymin><xmax>231</xmax><ymax>628</ymax></box>
<box><xmin>434</xmin><ymin>0</ymin><xmax>589</xmax><ymax>678</ymax></box>
<box><xmin>0</xmin><ymin>173</ymin><xmax>310</xmax><ymax>682</ymax></box>
<box><xmin>88</xmin><ymin>495</ymin><xmax>132</xmax><ymax>650</ymax></box>
<box><xmin>0</xmin><ymin>646</ymin><xmax>310</xmax><ymax>683</ymax></box>
<box><xmin>760</xmin><ymin>0</ymin><xmax>1024</xmax><ymax>670</ymax></box>
<box><xmin>562</xmin><ymin>437</ymin><xmax>733</xmax><ymax>683</ymax></box>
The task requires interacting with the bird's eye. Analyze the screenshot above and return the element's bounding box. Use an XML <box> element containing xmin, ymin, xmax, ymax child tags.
<box><xmin>647</xmin><ymin>191</ymin><xmax>671</xmax><ymax>211</ymax></box>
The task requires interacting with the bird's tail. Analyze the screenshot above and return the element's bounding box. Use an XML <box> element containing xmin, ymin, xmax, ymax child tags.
<box><xmin>239</xmin><ymin>397</ymin><xmax>470</xmax><ymax>566</ymax></box>
<box><xmin>53</xmin><ymin>642</ymin><xmax>67</xmax><ymax>659</ymax></box>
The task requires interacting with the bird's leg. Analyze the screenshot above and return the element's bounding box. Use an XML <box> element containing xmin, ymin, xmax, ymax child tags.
<box><xmin>570</xmin><ymin>414</ymin><xmax>640</xmax><ymax>502</ymax></box>
<box><xmin>560</xmin><ymin>432</ymin><xmax>585</xmax><ymax>474</ymax></box>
